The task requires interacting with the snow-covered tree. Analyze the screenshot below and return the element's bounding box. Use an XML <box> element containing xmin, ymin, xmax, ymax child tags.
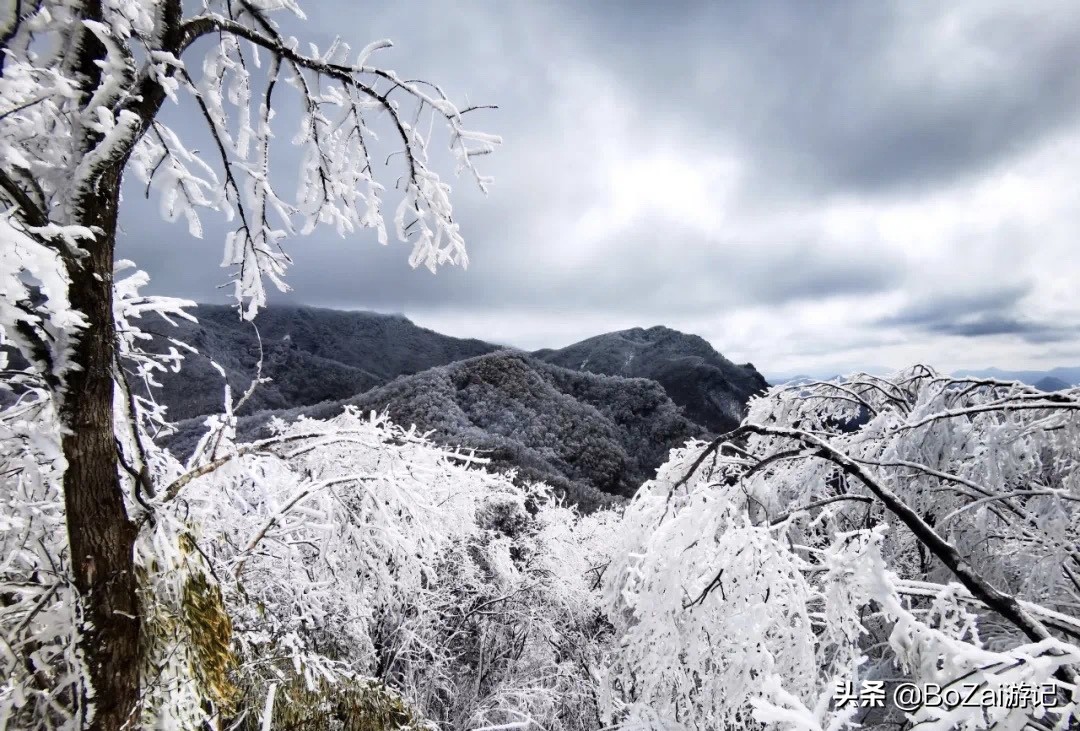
<box><xmin>2</xmin><ymin>323</ymin><xmax>618</xmax><ymax>730</ymax></box>
<box><xmin>6</xmin><ymin>5</ymin><xmax>1079</xmax><ymax>731</ymax></box>
<box><xmin>149</xmin><ymin>409</ymin><xmax>616</xmax><ymax>730</ymax></box>
<box><xmin>603</xmin><ymin>368</ymin><xmax>1080</xmax><ymax>730</ymax></box>
<box><xmin>0</xmin><ymin>2</ymin><xmax>498</xmax><ymax>728</ymax></box>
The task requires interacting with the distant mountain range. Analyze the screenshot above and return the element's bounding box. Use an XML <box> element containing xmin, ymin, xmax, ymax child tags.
<box><xmin>952</xmin><ymin>366</ymin><xmax>1080</xmax><ymax>389</ymax></box>
<box><xmin>139</xmin><ymin>304</ymin><xmax>1078</xmax><ymax>506</ymax></box>
<box><xmin>772</xmin><ymin>367</ymin><xmax>1079</xmax><ymax>391</ymax></box>
<box><xmin>167</xmin><ymin>351</ymin><xmax>705</xmax><ymax>510</ymax></box>
<box><xmin>149</xmin><ymin>306</ymin><xmax>766</xmax><ymax>507</ymax></box>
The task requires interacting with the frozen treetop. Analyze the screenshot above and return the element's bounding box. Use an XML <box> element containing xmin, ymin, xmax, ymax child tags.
<box><xmin>0</xmin><ymin>0</ymin><xmax>500</xmax><ymax>320</ymax></box>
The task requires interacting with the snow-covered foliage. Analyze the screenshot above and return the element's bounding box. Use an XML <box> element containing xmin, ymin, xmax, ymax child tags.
<box><xmin>3</xmin><ymin>1</ymin><xmax>507</xmax><ymax>726</ymax></box>
<box><xmin>0</xmin><ymin>214</ymin><xmax>88</xmax><ymax>390</ymax></box>
<box><xmin>6</xmin><ymin>273</ymin><xmax>1080</xmax><ymax>731</ymax></box>
<box><xmin>0</xmin><ymin>359</ymin><xmax>82</xmax><ymax>729</ymax></box>
<box><xmin>0</xmin><ymin>0</ymin><xmax>499</xmax><ymax>318</ymax></box>
<box><xmin>603</xmin><ymin>369</ymin><xmax>1080</xmax><ymax>730</ymax></box>
<box><xmin>1</xmin><ymin>270</ymin><xmax>617</xmax><ymax>728</ymax></box>
<box><xmin>4</xmin><ymin>4</ymin><xmax>1079</xmax><ymax>729</ymax></box>
<box><xmin>171</xmin><ymin>409</ymin><xmax>618</xmax><ymax>730</ymax></box>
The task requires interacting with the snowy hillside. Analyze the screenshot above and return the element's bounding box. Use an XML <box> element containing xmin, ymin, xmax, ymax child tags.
<box><xmin>165</xmin><ymin>350</ymin><xmax>705</xmax><ymax>509</ymax></box>
<box><xmin>535</xmin><ymin>325</ymin><xmax>768</xmax><ymax>433</ymax></box>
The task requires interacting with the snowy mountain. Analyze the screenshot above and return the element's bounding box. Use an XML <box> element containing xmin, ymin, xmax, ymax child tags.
<box><xmin>533</xmin><ymin>325</ymin><xmax>769</xmax><ymax>433</ymax></box>
<box><xmin>139</xmin><ymin>304</ymin><xmax>500</xmax><ymax>420</ymax></box>
<box><xmin>141</xmin><ymin>309</ymin><xmax>786</xmax><ymax>506</ymax></box>
<box><xmin>166</xmin><ymin>350</ymin><xmax>705</xmax><ymax>510</ymax></box>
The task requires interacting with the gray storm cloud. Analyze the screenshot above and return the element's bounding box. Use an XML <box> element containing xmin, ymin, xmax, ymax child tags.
<box><xmin>118</xmin><ymin>0</ymin><xmax>1080</xmax><ymax>374</ymax></box>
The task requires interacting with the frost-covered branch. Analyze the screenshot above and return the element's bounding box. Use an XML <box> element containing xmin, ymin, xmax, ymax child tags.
<box><xmin>738</xmin><ymin>421</ymin><xmax>1077</xmax><ymax>684</ymax></box>
<box><xmin>1</xmin><ymin>2</ymin><xmax>503</xmax><ymax>727</ymax></box>
<box><xmin>603</xmin><ymin>367</ymin><xmax>1080</xmax><ymax>729</ymax></box>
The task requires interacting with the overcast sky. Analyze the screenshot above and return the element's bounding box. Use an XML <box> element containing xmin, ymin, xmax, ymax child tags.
<box><xmin>118</xmin><ymin>0</ymin><xmax>1080</xmax><ymax>378</ymax></box>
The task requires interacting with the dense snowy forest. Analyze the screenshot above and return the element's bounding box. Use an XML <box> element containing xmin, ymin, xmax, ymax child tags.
<box><xmin>2</xmin><ymin>2</ymin><xmax>1079</xmax><ymax>730</ymax></box>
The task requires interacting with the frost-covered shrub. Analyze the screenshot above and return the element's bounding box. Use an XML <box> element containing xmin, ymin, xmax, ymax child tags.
<box><xmin>1</xmin><ymin>385</ymin><xmax>619</xmax><ymax>729</ymax></box>
<box><xmin>232</xmin><ymin>674</ymin><xmax>429</xmax><ymax>731</ymax></box>
<box><xmin>173</xmin><ymin>408</ymin><xmax>619</xmax><ymax>730</ymax></box>
<box><xmin>603</xmin><ymin>368</ymin><xmax>1080</xmax><ymax>731</ymax></box>
<box><xmin>1</xmin><ymin>266</ymin><xmax>619</xmax><ymax>729</ymax></box>
<box><xmin>0</xmin><ymin>381</ymin><xmax>83</xmax><ymax>730</ymax></box>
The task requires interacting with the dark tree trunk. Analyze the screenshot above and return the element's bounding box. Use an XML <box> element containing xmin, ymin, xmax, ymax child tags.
<box><xmin>54</xmin><ymin>1</ymin><xmax>184</xmax><ymax>724</ymax></box>
<box><xmin>61</xmin><ymin>165</ymin><xmax>141</xmax><ymax>730</ymax></box>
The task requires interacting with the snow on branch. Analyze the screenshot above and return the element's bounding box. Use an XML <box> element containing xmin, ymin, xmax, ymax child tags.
<box><xmin>157</xmin><ymin>3</ymin><xmax>502</xmax><ymax>317</ymax></box>
<box><xmin>603</xmin><ymin>367</ymin><xmax>1080</xmax><ymax>729</ymax></box>
<box><xmin>0</xmin><ymin>0</ymin><xmax>500</xmax><ymax>319</ymax></box>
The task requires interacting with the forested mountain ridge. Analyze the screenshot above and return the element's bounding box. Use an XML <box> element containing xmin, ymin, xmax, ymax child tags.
<box><xmin>144</xmin><ymin>307</ymin><xmax>768</xmax><ymax>431</ymax></box>
<box><xmin>141</xmin><ymin>307</ymin><xmax>778</xmax><ymax>506</ymax></box>
<box><xmin>166</xmin><ymin>350</ymin><xmax>706</xmax><ymax>509</ymax></box>
<box><xmin>190</xmin><ymin>304</ymin><xmax>500</xmax><ymax>380</ymax></box>
<box><xmin>139</xmin><ymin>304</ymin><xmax>501</xmax><ymax>420</ymax></box>
<box><xmin>533</xmin><ymin>325</ymin><xmax>769</xmax><ymax>432</ymax></box>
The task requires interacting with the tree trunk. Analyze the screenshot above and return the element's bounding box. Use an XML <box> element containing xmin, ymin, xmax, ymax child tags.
<box><xmin>61</xmin><ymin>165</ymin><xmax>140</xmax><ymax>730</ymax></box>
